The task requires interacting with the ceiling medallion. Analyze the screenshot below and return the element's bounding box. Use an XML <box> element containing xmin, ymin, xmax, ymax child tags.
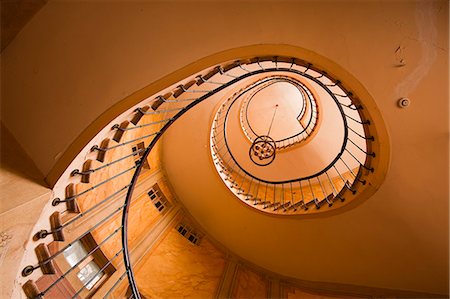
<box><xmin>249</xmin><ymin>104</ymin><xmax>278</xmax><ymax>166</ymax></box>
<box><xmin>249</xmin><ymin>135</ymin><xmax>276</xmax><ymax>166</ymax></box>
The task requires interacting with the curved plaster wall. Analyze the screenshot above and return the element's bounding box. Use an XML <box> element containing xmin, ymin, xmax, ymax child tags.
<box><xmin>1</xmin><ymin>0</ymin><xmax>448</xmax><ymax>296</ymax></box>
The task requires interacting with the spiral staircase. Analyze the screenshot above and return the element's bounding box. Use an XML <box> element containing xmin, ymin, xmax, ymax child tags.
<box><xmin>13</xmin><ymin>54</ymin><xmax>390</xmax><ymax>299</ymax></box>
<box><xmin>2</xmin><ymin>1</ymin><xmax>449</xmax><ymax>298</ymax></box>
<box><xmin>210</xmin><ymin>66</ymin><xmax>373</xmax><ymax>214</ymax></box>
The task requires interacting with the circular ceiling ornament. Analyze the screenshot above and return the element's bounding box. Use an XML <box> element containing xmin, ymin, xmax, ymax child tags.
<box><xmin>249</xmin><ymin>135</ymin><xmax>277</xmax><ymax>166</ymax></box>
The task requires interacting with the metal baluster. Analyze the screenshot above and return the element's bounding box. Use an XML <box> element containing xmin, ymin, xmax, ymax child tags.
<box><xmin>70</xmin><ymin>248</ymin><xmax>125</xmax><ymax>299</ymax></box>
<box><xmin>38</xmin><ymin>185</ymin><xmax>130</xmax><ymax>239</ymax></box>
<box><xmin>39</xmin><ymin>226</ymin><xmax>122</xmax><ymax>296</ymax></box>
<box><xmin>317</xmin><ymin>176</ymin><xmax>332</xmax><ymax>206</ymax></box>
<box><xmin>325</xmin><ymin>171</ymin><xmax>344</xmax><ymax>202</ymax></box>
<box><xmin>263</xmin><ymin>183</ymin><xmax>268</xmax><ymax>209</ymax></box>
<box><xmin>22</xmin><ymin>205</ymin><xmax>126</xmax><ymax>276</ymax></box>
<box><xmin>298</xmin><ymin>180</ymin><xmax>307</xmax><ymax>210</ymax></box>
<box><xmin>340</xmin><ymin>158</ymin><xmax>366</xmax><ymax>185</ymax></box>
<box><xmin>308</xmin><ymin>179</ymin><xmax>320</xmax><ymax>209</ymax></box>
<box><xmin>53</xmin><ymin>166</ymin><xmax>137</xmax><ymax>206</ymax></box>
<box><xmin>254</xmin><ymin>180</ymin><xmax>261</xmax><ymax>205</ymax></box>
<box><xmin>348</xmin><ymin>138</ymin><xmax>375</xmax><ymax>157</ymax></box>
<box><xmin>344</xmin><ymin>148</ymin><xmax>374</xmax><ymax>172</ymax></box>
<box><xmin>102</xmin><ymin>270</ymin><xmax>129</xmax><ymax>299</ymax></box>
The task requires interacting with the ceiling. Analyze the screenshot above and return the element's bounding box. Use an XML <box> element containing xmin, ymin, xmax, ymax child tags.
<box><xmin>1</xmin><ymin>0</ymin><xmax>448</xmax><ymax>296</ymax></box>
<box><xmin>0</xmin><ymin>0</ymin><xmax>47</xmax><ymax>52</ymax></box>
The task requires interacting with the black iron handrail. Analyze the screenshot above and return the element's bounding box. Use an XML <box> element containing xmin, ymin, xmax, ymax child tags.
<box><xmin>21</xmin><ymin>55</ymin><xmax>375</xmax><ymax>299</ymax></box>
<box><xmin>121</xmin><ymin>57</ymin><xmax>375</xmax><ymax>297</ymax></box>
<box><xmin>217</xmin><ymin>67</ymin><xmax>350</xmax><ymax>184</ymax></box>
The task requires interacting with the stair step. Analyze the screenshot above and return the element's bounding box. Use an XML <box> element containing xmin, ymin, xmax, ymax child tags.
<box><xmin>22</xmin><ymin>280</ymin><xmax>40</xmax><ymax>299</ymax></box>
<box><xmin>49</xmin><ymin>212</ymin><xmax>64</xmax><ymax>242</ymax></box>
<box><xmin>112</xmin><ymin>120</ymin><xmax>130</xmax><ymax>143</ymax></box>
<box><xmin>65</xmin><ymin>184</ymin><xmax>80</xmax><ymax>213</ymax></box>
<box><xmin>130</xmin><ymin>105</ymin><xmax>150</xmax><ymax>125</ymax></box>
<box><xmin>35</xmin><ymin>243</ymin><xmax>56</xmax><ymax>275</ymax></box>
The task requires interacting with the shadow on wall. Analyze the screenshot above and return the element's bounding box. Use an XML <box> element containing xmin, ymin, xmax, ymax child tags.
<box><xmin>0</xmin><ymin>122</ymin><xmax>48</xmax><ymax>188</ymax></box>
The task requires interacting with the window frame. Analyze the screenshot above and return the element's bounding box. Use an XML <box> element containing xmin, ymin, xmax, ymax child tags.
<box><xmin>147</xmin><ymin>183</ymin><xmax>170</xmax><ymax>214</ymax></box>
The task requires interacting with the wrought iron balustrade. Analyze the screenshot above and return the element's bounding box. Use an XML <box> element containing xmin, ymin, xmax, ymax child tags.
<box><xmin>20</xmin><ymin>55</ymin><xmax>376</xmax><ymax>299</ymax></box>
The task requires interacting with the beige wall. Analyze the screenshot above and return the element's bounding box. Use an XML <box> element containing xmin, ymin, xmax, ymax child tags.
<box><xmin>135</xmin><ymin>228</ymin><xmax>226</xmax><ymax>298</ymax></box>
<box><xmin>0</xmin><ymin>123</ymin><xmax>52</xmax><ymax>298</ymax></box>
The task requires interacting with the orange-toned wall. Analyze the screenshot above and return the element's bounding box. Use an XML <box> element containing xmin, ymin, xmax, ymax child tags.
<box><xmin>134</xmin><ymin>228</ymin><xmax>226</xmax><ymax>298</ymax></box>
<box><xmin>231</xmin><ymin>265</ymin><xmax>269</xmax><ymax>298</ymax></box>
<box><xmin>284</xmin><ymin>287</ymin><xmax>365</xmax><ymax>299</ymax></box>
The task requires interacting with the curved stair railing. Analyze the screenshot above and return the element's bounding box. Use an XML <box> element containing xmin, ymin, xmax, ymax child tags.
<box><xmin>20</xmin><ymin>56</ymin><xmax>376</xmax><ymax>299</ymax></box>
<box><xmin>210</xmin><ymin>63</ymin><xmax>373</xmax><ymax>214</ymax></box>
<box><xmin>239</xmin><ymin>75</ymin><xmax>319</xmax><ymax>149</ymax></box>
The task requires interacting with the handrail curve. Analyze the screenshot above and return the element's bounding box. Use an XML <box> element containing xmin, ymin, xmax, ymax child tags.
<box><xmin>20</xmin><ymin>55</ymin><xmax>377</xmax><ymax>299</ymax></box>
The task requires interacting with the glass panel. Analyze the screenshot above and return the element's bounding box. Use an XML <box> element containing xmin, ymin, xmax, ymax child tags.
<box><xmin>77</xmin><ymin>261</ymin><xmax>103</xmax><ymax>290</ymax></box>
<box><xmin>63</xmin><ymin>241</ymin><xmax>87</xmax><ymax>267</ymax></box>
